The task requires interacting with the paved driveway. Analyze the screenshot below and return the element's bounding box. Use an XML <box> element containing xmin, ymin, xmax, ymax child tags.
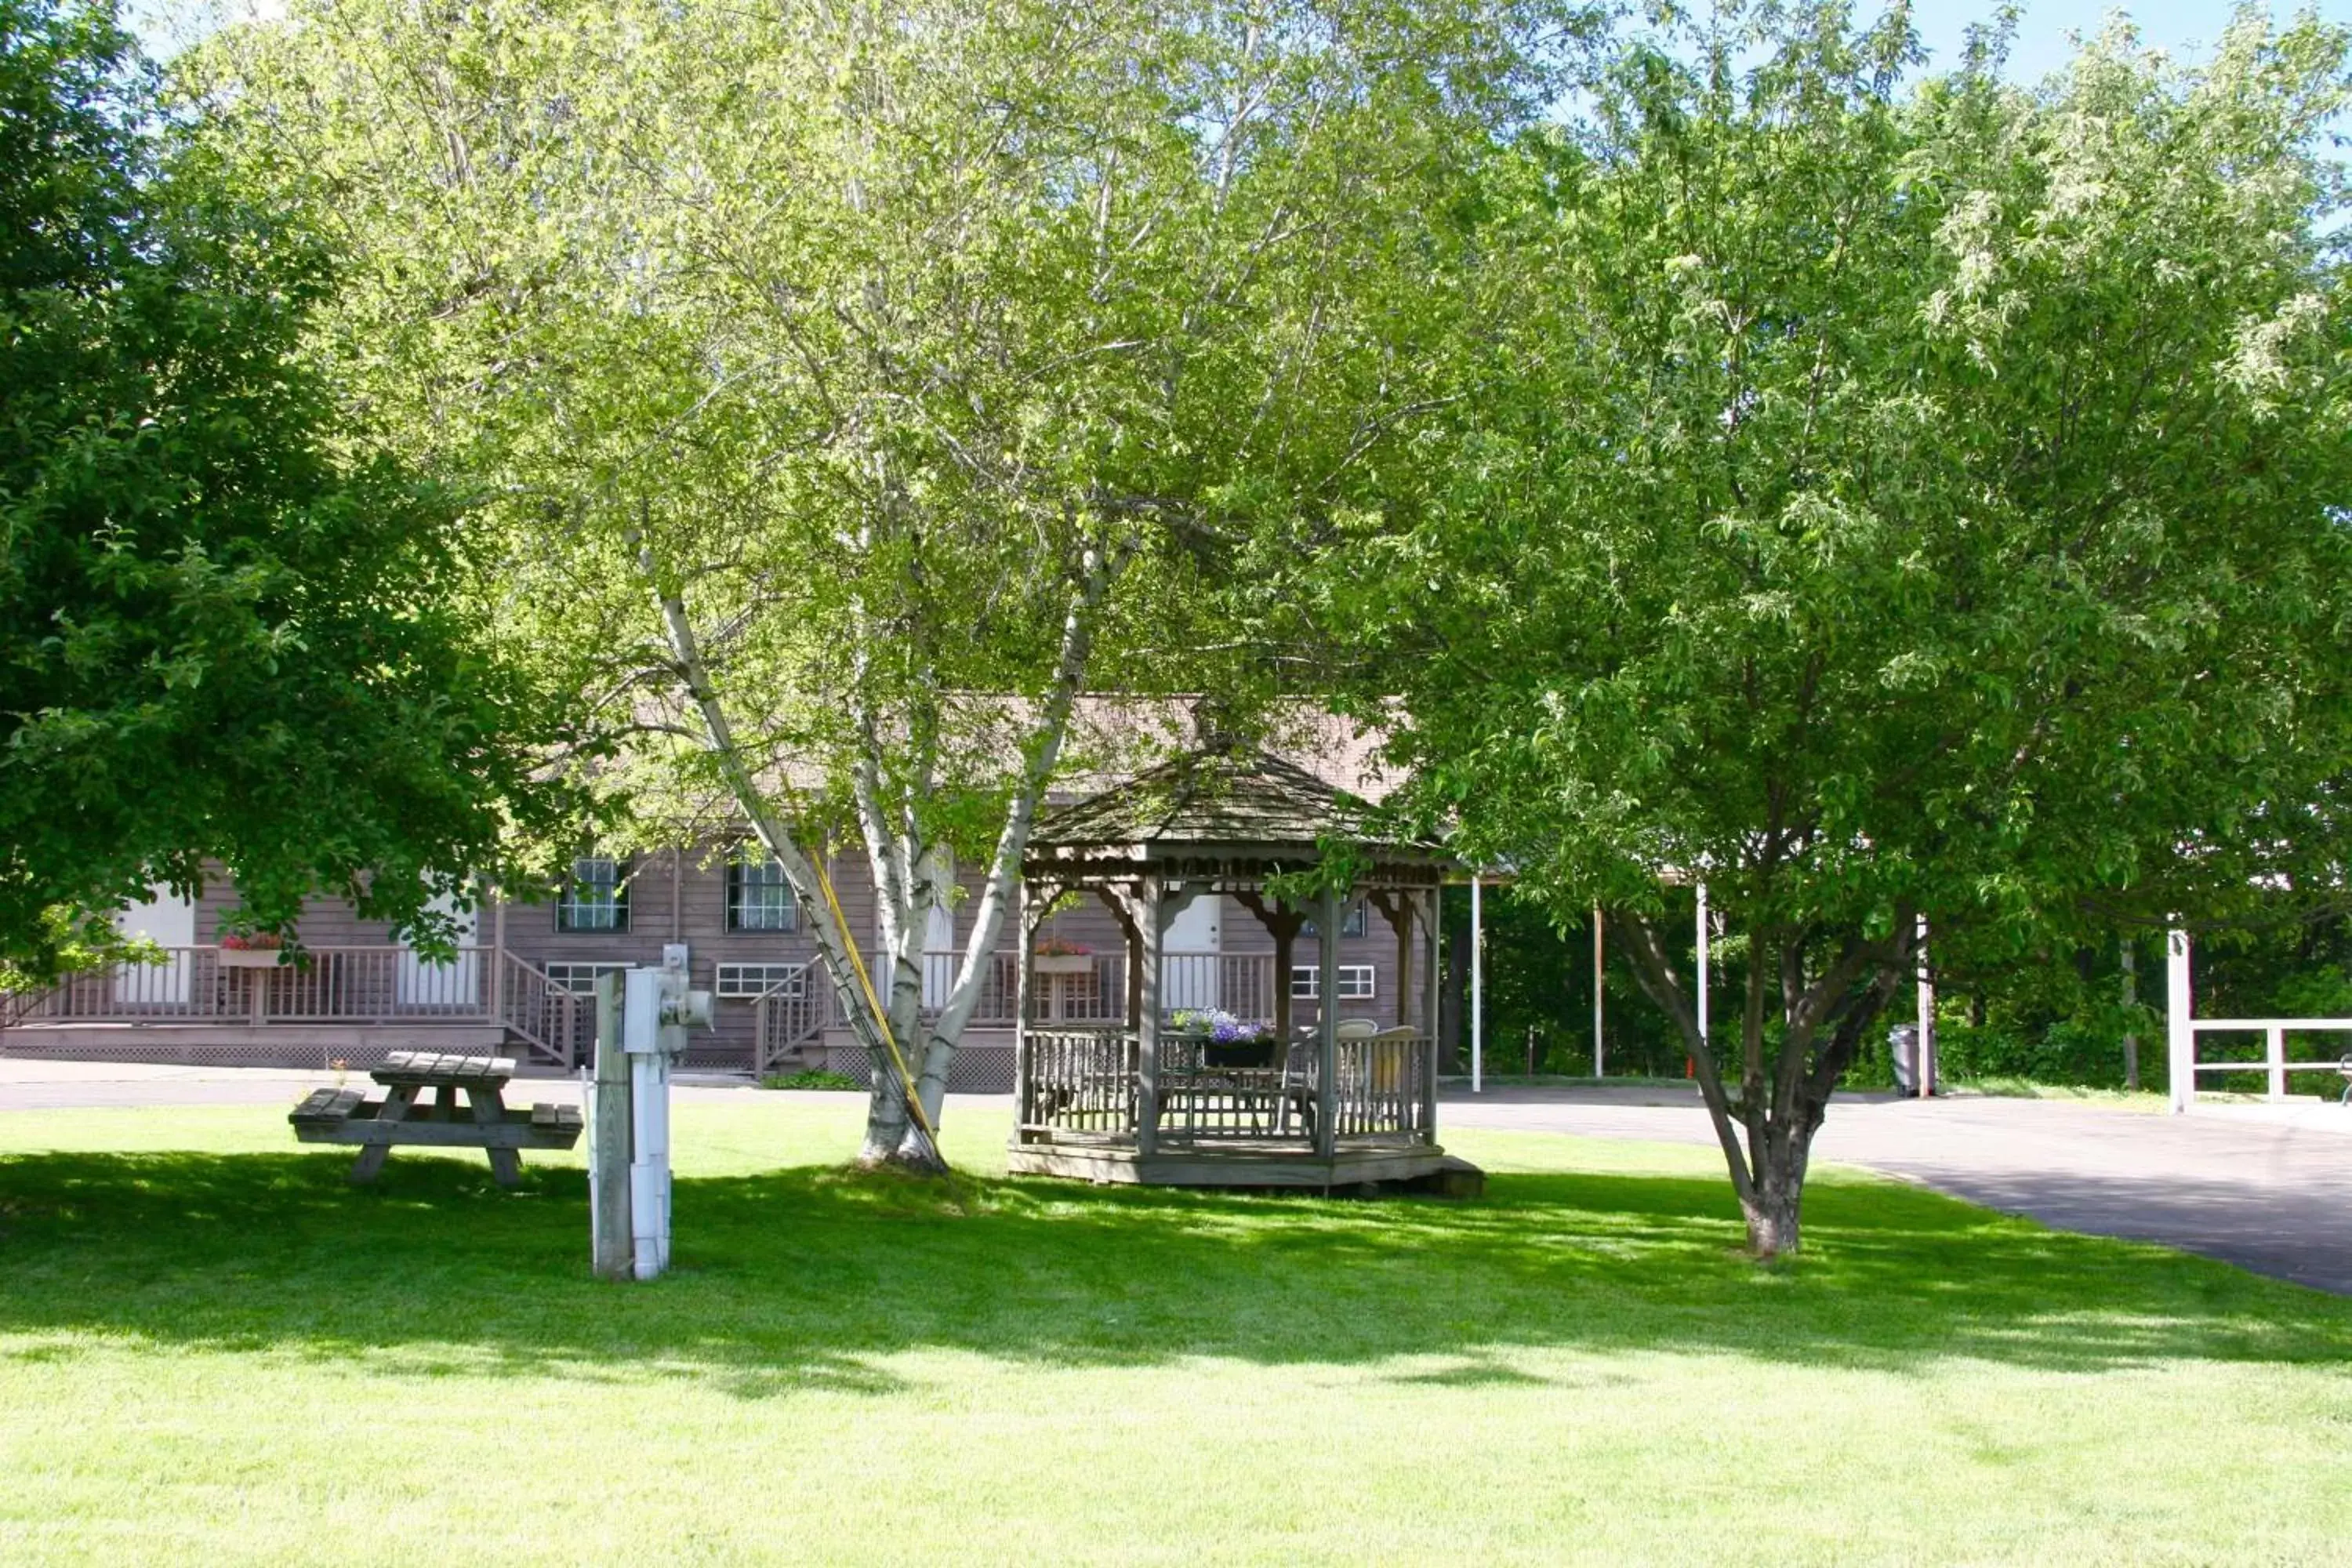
<box><xmin>1446</xmin><ymin>1086</ymin><xmax>2352</xmax><ymax>1295</ymax></box>
<box><xmin>5</xmin><ymin>1057</ymin><xmax>2349</xmax><ymax>1294</ymax></box>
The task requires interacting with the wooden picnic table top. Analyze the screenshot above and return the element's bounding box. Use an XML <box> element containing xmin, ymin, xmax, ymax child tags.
<box><xmin>371</xmin><ymin>1051</ymin><xmax>516</xmax><ymax>1088</ymax></box>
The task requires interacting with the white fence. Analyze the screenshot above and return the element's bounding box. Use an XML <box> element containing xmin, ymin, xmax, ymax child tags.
<box><xmin>2166</xmin><ymin>927</ymin><xmax>2352</xmax><ymax>1111</ymax></box>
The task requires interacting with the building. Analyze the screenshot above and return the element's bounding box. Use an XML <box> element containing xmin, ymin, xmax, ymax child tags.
<box><xmin>2</xmin><ymin>729</ymin><xmax>1423</xmax><ymax>1088</ymax></box>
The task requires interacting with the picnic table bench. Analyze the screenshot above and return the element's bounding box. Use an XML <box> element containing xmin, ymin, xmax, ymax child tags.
<box><xmin>289</xmin><ymin>1051</ymin><xmax>582</xmax><ymax>1188</ymax></box>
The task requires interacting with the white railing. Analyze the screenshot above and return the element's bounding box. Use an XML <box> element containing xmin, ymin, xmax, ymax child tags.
<box><xmin>2186</xmin><ymin>1018</ymin><xmax>2352</xmax><ymax>1102</ymax></box>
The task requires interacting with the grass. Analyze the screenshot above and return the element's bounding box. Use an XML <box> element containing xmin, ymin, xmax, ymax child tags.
<box><xmin>2</xmin><ymin>1097</ymin><xmax>2350</xmax><ymax>1565</ymax></box>
<box><xmin>1945</xmin><ymin>1076</ymin><xmax>2176</xmax><ymax>1109</ymax></box>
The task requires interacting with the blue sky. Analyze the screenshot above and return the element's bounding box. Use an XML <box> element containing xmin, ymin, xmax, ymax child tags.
<box><xmin>135</xmin><ymin>2</ymin><xmax>2352</xmax><ymax>73</ymax></box>
<box><xmin>1911</xmin><ymin>1</ymin><xmax>2352</xmax><ymax>82</ymax></box>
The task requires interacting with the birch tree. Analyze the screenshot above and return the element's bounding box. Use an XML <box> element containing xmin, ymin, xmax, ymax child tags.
<box><xmin>193</xmin><ymin>0</ymin><xmax>1568</xmax><ymax>1167</ymax></box>
<box><xmin>1321</xmin><ymin>3</ymin><xmax>2352</xmax><ymax>1254</ymax></box>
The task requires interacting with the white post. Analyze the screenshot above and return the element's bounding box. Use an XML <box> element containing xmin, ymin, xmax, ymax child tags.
<box><xmin>1469</xmin><ymin>873</ymin><xmax>1484</xmax><ymax>1094</ymax></box>
<box><xmin>1915</xmin><ymin>914</ymin><xmax>1934</xmax><ymax>1099</ymax></box>
<box><xmin>621</xmin><ymin>960</ymin><xmax>710</xmax><ymax>1281</ymax></box>
<box><xmin>2167</xmin><ymin>925</ymin><xmax>2193</xmax><ymax>1114</ymax></box>
<box><xmin>1592</xmin><ymin>902</ymin><xmax>1604</xmax><ymax>1080</ymax></box>
<box><xmin>1696</xmin><ymin>881</ymin><xmax>1710</xmax><ymax>1053</ymax></box>
<box><xmin>622</xmin><ymin>967</ymin><xmax>670</xmax><ymax>1281</ymax></box>
<box><xmin>2267</xmin><ymin>1025</ymin><xmax>2287</xmax><ymax>1103</ymax></box>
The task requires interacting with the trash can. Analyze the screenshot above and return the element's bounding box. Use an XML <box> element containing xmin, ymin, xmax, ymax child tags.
<box><xmin>1888</xmin><ymin>1024</ymin><xmax>1919</xmax><ymax>1096</ymax></box>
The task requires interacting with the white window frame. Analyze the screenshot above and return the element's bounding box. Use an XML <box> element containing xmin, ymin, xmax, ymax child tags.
<box><xmin>716</xmin><ymin>963</ymin><xmax>806</xmax><ymax>1000</ymax></box>
<box><xmin>557</xmin><ymin>855</ymin><xmax>630</xmax><ymax>932</ymax></box>
<box><xmin>1291</xmin><ymin>964</ymin><xmax>1376</xmax><ymax>1001</ymax></box>
<box><xmin>543</xmin><ymin>961</ymin><xmax>630</xmax><ymax>996</ymax></box>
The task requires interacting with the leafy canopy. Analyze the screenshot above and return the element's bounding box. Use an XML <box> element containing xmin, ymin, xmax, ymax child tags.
<box><xmin>0</xmin><ymin>0</ymin><xmax>583</xmax><ymax>973</ymax></box>
<box><xmin>1312</xmin><ymin>2</ymin><xmax>2352</xmax><ymax>1250</ymax></box>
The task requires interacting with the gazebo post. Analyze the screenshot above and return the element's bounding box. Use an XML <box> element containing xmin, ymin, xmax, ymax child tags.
<box><xmin>1013</xmin><ymin>879</ymin><xmax>1035</xmax><ymax>1140</ymax></box>
<box><xmin>1421</xmin><ymin>885</ymin><xmax>1442</xmax><ymax>1139</ymax></box>
<box><xmin>1272</xmin><ymin>918</ymin><xmax>1295</xmax><ymax>1041</ymax></box>
<box><xmin>1315</xmin><ymin>885</ymin><xmax>1340</xmax><ymax>1160</ymax></box>
<box><xmin>1422</xmin><ymin>886</ymin><xmax>1442</xmax><ymax>1042</ymax></box>
<box><xmin>1136</xmin><ymin>875</ymin><xmax>1163</xmax><ymax>1158</ymax></box>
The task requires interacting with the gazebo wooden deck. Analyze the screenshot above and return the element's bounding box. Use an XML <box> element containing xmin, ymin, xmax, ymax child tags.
<box><xmin>1008</xmin><ymin>746</ymin><xmax>1459</xmax><ymax>1189</ymax></box>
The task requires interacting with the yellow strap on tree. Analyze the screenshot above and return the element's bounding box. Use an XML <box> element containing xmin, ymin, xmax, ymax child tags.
<box><xmin>811</xmin><ymin>856</ymin><xmax>940</xmax><ymax>1146</ymax></box>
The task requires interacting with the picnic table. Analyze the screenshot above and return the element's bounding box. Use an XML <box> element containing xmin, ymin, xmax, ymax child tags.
<box><xmin>289</xmin><ymin>1051</ymin><xmax>582</xmax><ymax>1188</ymax></box>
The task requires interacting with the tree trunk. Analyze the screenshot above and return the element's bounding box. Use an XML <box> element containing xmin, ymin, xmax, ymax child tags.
<box><xmin>1614</xmin><ymin>909</ymin><xmax>1912</xmax><ymax>1265</ymax></box>
<box><xmin>1741</xmin><ymin>1168</ymin><xmax>1806</xmax><ymax>1259</ymax></box>
<box><xmin>1439</xmin><ymin>923</ymin><xmax>1468</xmax><ymax>1072</ymax></box>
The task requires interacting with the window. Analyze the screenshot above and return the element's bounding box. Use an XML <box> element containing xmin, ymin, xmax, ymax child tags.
<box><xmin>1291</xmin><ymin>964</ymin><xmax>1376</xmax><ymax>1000</ymax></box>
<box><xmin>557</xmin><ymin>855</ymin><xmax>630</xmax><ymax>932</ymax></box>
<box><xmin>543</xmin><ymin>962</ymin><xmax>630</xmax><ymax>996</ymax></box>
<box><xmin>717</xmin><ymin>963</ymin><xmax>805</xmax><ymax>999</ymax></box>
<box><xmin>1299</xmin><ymin>899</ymin><xmax>1369</xmax><ymax>938</ymax></box>
<box><xmin>725</xmin><ymin>853</ymin><xmax>798</xmax><ymax>933</ymax></box>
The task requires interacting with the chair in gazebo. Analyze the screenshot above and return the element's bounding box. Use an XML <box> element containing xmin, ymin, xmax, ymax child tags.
<box><xmin>1008</xmin><ymin>744</ymin><xmax>1464</xmax><ymax>1189</ymax></box>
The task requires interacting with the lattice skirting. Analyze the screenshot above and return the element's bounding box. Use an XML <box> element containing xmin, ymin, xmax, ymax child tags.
<box><xmin>821</xmin><ymin>1044</ymin><xmax>1015</xmax><ymax>1094</ymax></box>
<box><xmin>5</xmin><ymin>1036</ymin><xmax>393</xmax><ymax>1072</ymax></box>
<box><xmin>1</xmin><ymin>1027</ymin><xmax>507</xmax><ymax>1073</ymax></box>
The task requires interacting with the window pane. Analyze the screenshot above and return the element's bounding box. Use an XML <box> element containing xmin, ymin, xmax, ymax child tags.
<box><xmin>558</xmin><ymin>856</ymin><xmax>628</xmax><ymax>932</ymax></box>
<box><xmin>727</xmin><ymin>855</ymin><xmax>797</xmax><ymax>932</ymax></box>
<box><xmin>1301</xmin><ymin>900</ymin><xmax>1369</xmax><ymax>938</ymax></box>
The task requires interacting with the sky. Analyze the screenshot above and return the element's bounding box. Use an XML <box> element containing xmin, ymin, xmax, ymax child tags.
<box><xmin>135</xmin><ymin>0</ymin><xmax>2352</xmax><ymax>76</ymax></box>
<box><xmin>1910</xmin><ymin>0</ymin><xmax>2352</xmax><ymax>82</ymax></box>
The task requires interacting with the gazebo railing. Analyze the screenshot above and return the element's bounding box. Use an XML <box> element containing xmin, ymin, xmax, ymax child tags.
<box><xmin>1021</xmin><ymin>1028</ymin><xmax>1138</xmax><ymax>1134</ymax></box>
<box><xmin>1333</xmin><ymin>1034</ymin><xmax>1436</xmax><ymax>1140</ymax></box>
<box><xmin>1018</xmin><ymin>1026</ymin><xmax>1436</xmax><ymax>1146</ymax></box>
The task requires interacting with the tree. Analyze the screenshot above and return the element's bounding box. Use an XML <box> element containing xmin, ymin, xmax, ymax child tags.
<box><xmin>1319</xmin><ymin>3</ymin><xmax>2352</xmax><ymax>1254</ymax></box>
<box><xmin>0</xmin><ymin>0</ymin><xmax>579</xmax><ymax>980</ymax></box>
<box><xmin>195</xmin><ymin>0</ymin><xmax>1573</xmax><ymax>1167</ymax></box>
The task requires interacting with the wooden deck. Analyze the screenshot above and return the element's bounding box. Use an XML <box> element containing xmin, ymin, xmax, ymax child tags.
<box><xmin>1007</xmin><ymin>1136</ymin><xmax>1456</xmax><ymax>1189</ymax></box>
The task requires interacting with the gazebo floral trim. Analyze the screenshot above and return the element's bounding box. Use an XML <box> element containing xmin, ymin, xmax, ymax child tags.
<box><xmin>1011</xmin><ymin>744</ymin><xmax>1457</xmax><ymax>1188</ymax></box>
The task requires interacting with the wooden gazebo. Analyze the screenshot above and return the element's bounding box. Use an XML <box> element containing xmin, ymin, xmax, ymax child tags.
<box><xmin>1008</xmin><ymin>746</ymin><xmax>1455</xmax><ymax>1188</ymax></box>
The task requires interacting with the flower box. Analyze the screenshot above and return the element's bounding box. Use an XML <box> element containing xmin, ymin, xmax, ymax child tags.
<box><xmin>1203</xmin><ymin>1038</ymin><xmax>1278</xmax><ymax>1069</ymax></box>
<box><xmin>1033</xmin><ymin>954</ymin><xmax>1094</xmax><ymax>976</ymax></box>
<box><xmin>218</xmin><ymin>948</ymin><xmax>283</xmax><ymax>970</ymax></box>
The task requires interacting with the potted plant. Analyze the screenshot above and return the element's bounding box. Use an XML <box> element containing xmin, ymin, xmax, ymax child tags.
<box><xmin>1033</xmin><ymin>935</ymin><xmax>1094</xmax><ymax>976</ymax></box>
<box><xmin>1170</xmin><ymin>1008</ymin><xmax>1279</xmax><ymax>1069</ymax></box>
<box><xmin>217</xmin><ymin>931</ymin><xmax>287</xmax><ymax>969</ymax></box>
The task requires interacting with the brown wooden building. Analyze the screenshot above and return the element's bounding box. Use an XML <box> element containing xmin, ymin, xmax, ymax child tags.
<box><xmin>3</xmin><ymin>743</ymin><xmax>1422</xmax><ymax>1086</ymax></box>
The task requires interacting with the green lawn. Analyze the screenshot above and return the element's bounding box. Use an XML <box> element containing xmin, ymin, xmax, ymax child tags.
<box><xmin>2</xmin><ymin>1095</ymin><xmax>2349</xmax><ymax>1565</ymax></box>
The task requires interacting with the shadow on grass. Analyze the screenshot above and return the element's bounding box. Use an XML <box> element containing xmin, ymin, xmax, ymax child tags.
<box><xmin>1</xmin><ymin>1148</ymin><xmax>2346</xmax><ymax>1396</ymax></box>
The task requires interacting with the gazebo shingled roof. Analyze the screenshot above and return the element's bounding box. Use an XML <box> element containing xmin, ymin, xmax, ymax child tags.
<box><xmin>1029</xmin><ymin>746</ymin><xmax>1442</xmax><ymax>862</ymax></box>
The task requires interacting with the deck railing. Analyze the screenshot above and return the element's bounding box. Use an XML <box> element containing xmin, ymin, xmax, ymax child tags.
<box><xmin>495</xmin><ymin>950</ymin><xmax>584</xmax><ymax>1068</ymax></box>
<box><xmin>940</xmin><ymin>950</ymin><xmax>1281</xmax><ymax>1026</ymax></box>
<box><xmin>752</xmin><ymin>964</ymin><xmax>829</xmax><ymax>1073</ymax></box>
<box><xmin>6</xmin><ymin>945</ymin><xmax>583</xmax><ymax>1067</ymax></box>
